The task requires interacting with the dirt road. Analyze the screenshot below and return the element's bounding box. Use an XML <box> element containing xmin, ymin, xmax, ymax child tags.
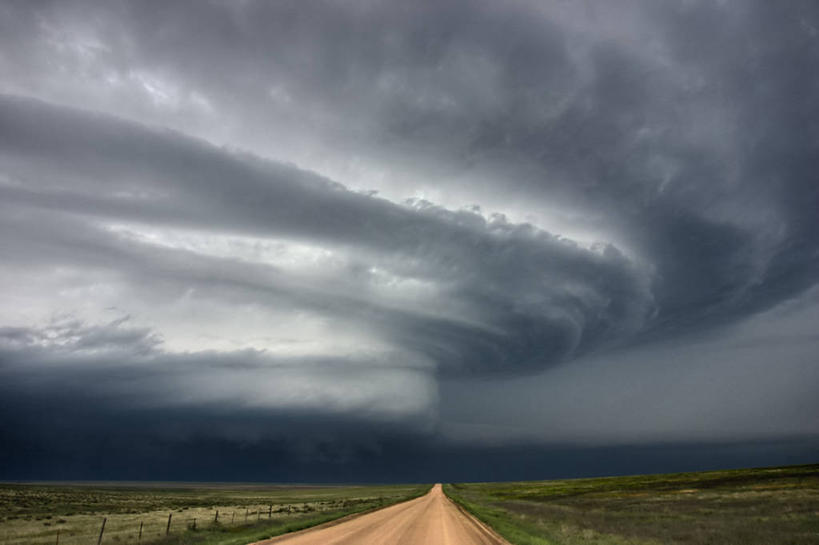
<box><xmin>253</xmin><ymin>484</ymin><xmax>508</xmax><ymax>545</ymax></box>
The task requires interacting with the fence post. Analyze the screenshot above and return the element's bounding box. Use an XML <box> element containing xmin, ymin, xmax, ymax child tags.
<box><xmin>138</xmin><ymin>521</ymin><xmax>143</xmax><ymax>543</ymax></box>
<box><xmin>192</xmin><ymin>518</ymin><xmax>196</xmax><ymax>531</ymax></box>
<box><xmin>214</xmin><ymin>510</ymin><xmax>219</xmax><ymax>523</ymax></box>
<box><xmin>245</xmin><ymin>509</ymin><xmax>248</xmax><ymax>522</ymax></box>
<box><xmin>231</xmin><ymin>512</ymin><xmax>235</xmax><ymax>524</ymax></box>
<box><xmin>97</xmin><ymin>518</ymin><xmax>107</xmax><ymax>545</ymax></box>
<box><xmin>268</xmin><ymin>505</ymin><xmax>272</xmax><ymax>518</ymax></box>
<box><xmin>257</xmin><ymin>509</ymin><xmax>260</xmax><ymax>521</ymax></box>
<box><xmin>55</xmin><ymin>528</ymin><xmax>60</xmax><ymax>545</ymax></box>
<box><xmin>166</xmin><ymin>513</ymin><xmax>172</xmax><ymax>536</ymax></box>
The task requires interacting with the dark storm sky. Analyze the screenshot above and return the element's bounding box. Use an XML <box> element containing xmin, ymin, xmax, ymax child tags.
<box><xmin>1</xmin><ymin>0</ymin><xmax>817</xmax><ymax>482</ymax></box>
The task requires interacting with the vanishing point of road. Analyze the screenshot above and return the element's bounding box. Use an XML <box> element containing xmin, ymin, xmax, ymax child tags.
<box><xmin>252</xmin><ymin>484</ymin><xmax>509</xmax><ymax>545</ymax></box>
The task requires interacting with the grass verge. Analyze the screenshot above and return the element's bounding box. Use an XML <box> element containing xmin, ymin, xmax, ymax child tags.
<box><xmin>444</xmin><ymin>486</ymin><xmax>554</xmax><ymax>545</ymax></box>
<box><xmin>144</xmin><ymin>488</ymin><xmax>430</xmax><ymax>545</ymax></box>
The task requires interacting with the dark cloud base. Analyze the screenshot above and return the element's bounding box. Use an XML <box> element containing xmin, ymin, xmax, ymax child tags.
<box><xmin>3</xmin><ymin>428</ymin><xmax>816</xmax><ymax>484</ymax></box>
<box><xmin>2</xmin><ymin>382</ymin><xmax>816</xmax><ymax>483</ymax></box>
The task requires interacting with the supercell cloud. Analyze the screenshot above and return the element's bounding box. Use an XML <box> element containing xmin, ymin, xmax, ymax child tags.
<box><xmin>0</xmin><ymin>0</ymin><xmax>817</xmax><ymax>480</ymax></box>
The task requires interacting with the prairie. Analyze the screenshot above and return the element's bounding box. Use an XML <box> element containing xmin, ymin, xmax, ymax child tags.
<box><xmin>445</xmin><ymin>464</ymin><xmax>819</xmax><ymax>544</ymax></box>
<box><xmin>0</xmin><ymin>482</ymin><xmax>429</xmax><ymax>545</ymax></box>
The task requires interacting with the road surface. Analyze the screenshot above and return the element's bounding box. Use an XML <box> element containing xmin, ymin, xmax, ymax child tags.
<box><xmin>253</xmin><ymin>484</ymin><xmax>508</xmax><ymax>545</ymax></box>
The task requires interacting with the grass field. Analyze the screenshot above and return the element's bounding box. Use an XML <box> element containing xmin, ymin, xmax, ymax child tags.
<box><xmin>0</xmin><ymin>482</ymin><xmax>430</xmax><ymax>545</ymax></box>
<box><xmin>445</xmin><ymin>464</ymin><xmax>819</xmax><ymax>545</ymax></box>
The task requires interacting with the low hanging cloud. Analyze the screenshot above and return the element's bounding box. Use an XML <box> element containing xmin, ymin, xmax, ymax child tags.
<box><xmin>1</xmin><ymin>0</ymin><xmax>818</xmax><ymax>479</ymax></box>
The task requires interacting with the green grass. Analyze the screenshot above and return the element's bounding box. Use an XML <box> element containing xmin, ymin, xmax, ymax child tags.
<box><xmin>0</xmin><ymin>482</ymin><xmax>430</xmax><ymax>545</ymax></box>
<box><xmin>445</xmin><ymin>464</ymin><xmax>819</xmax><ymax>545</ymax></box>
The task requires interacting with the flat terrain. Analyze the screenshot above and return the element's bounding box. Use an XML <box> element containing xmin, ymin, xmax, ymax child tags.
<box><xmin>0</xmin><ymin>482</ymin><xmax>428</xmax><ymax>545</ymax></box>
<box><xmin>445</xmin><ymin>464</ymin><xmax>819</xmax><ymax>545</ymax></box>
<box><xmin>4</xmin><ymin>465</ymin><xmax>817</xmax><ymax>545</ymax></box>
<box><xmin>254</xmin><ymin>484</ymin><xmax>507</xmax><ymax>545</ymax></box>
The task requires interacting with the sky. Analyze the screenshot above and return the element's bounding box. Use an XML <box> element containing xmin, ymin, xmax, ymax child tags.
<box><xmin>0</xmin><ymin>0</ymin><xmax>817</xmax><ymax>482</ymax></box>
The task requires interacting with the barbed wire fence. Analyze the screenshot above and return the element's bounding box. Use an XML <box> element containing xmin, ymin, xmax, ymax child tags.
<box><xmin>3</xmin><ymin>501</ymin><xmax>329</xmax><ymax>545</ymax></box>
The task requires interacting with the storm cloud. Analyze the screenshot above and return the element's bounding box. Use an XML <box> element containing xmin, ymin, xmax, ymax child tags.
<box><xmin>1</xmin><ymin>0</ymin><xmax>817</xmax><ymax>480</ymax></box>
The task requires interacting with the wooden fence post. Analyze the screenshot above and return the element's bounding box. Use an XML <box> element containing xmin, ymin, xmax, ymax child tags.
<box><xmin>166</xmin><ymin>513</ymin><xmax>172</xmax><ymax>536</ymax></box>
<box><xmin>97</xmin><ymin>518</ymin><xmax>107</xmax><ymax>545</ymax></box>
<box><xmin>138</xmin><ymin>521</ymin><xmax>143</xmax><ymax>543</ymax></box>
<box><xmin>214</xmin><ymin>510</ymin><xmax>219</xmax><ymax>523</ymax></box>
<box><xmin>244</xmin><ymin>509</ymin><xmax>248</xmax><ymax>522</ymax></box>
<box><xmin>192</xmin><ymin>518</ymin><xmax>196</xmax><ymax>531</ymax></box>
<box><xmin>231</xmin><ymin>512</ymin><xmax>235</xmax><ymax>524</ymax></box>
<box><xmin>55</xmin><ymin>528</ymin><xmax>60</xmax><ymax>545</ymax></box>
<box><xmin>268</xmin><ymin>505</ymin><xmax>272</xmax><ymax>518</ymax></box>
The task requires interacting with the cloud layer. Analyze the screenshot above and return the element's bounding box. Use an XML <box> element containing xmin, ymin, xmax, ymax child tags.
<box><xmin>1</xmin><ymin>0</ymin><xmax>817</xmax><ymax>480</ymax></box>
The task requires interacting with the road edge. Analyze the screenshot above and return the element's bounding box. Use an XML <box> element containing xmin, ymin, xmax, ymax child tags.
<box><xmin>442</xmin><ymin>486</ymin><xmax>514</xmax><ymax>545</ymax></box>
<box><xmin>247</xmin><ymin>488</ymin><xmax>430</xmax><ymax>545</ymax></box>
